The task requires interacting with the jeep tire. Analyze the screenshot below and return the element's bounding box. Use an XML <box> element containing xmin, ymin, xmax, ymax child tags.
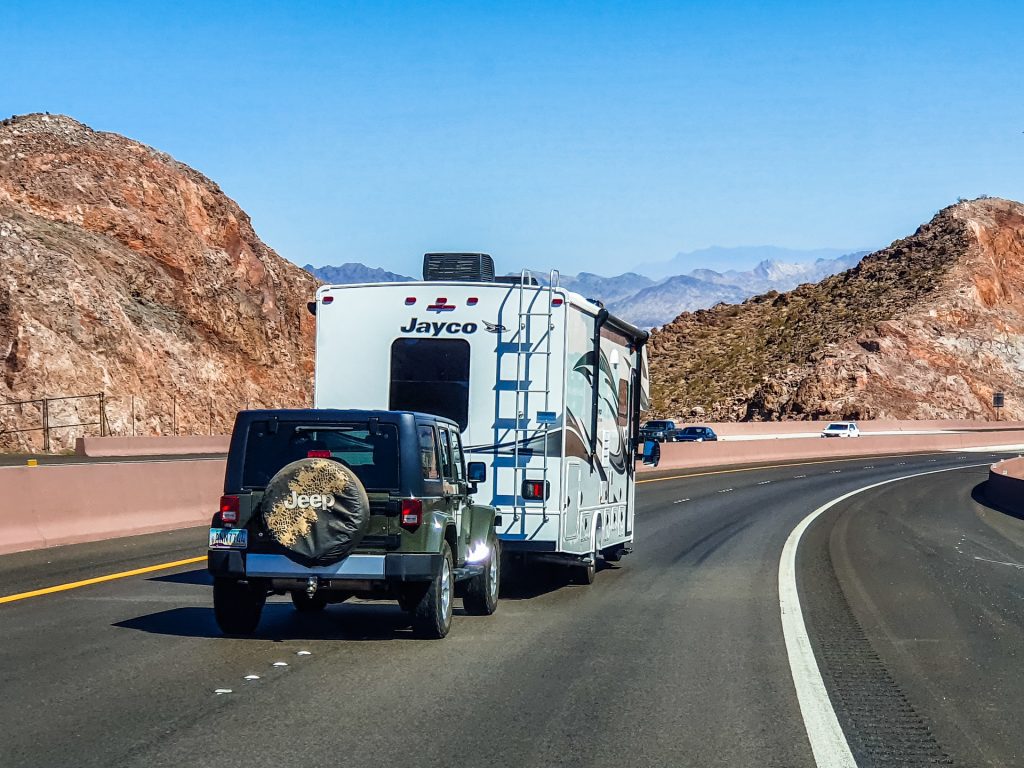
<box><xmin>463</xmin><ymin>533</ymin><xmax>500</xmax><ymax>616</ymax></box>
<box><xmin>411</xmin><ymin>541</ymin><xmax>454</xmax><ymax>639</ymax></box>
<box><xmin>213</xmin><ymin>578</ymin><xmax>266</xmax><ymax>635</ymax></box>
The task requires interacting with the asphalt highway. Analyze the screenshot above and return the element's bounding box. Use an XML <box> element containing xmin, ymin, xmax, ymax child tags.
<box><xmin>1</xmin><ymin>451</ymin><xmax>1022</xmax><ymax>767</ymax></box>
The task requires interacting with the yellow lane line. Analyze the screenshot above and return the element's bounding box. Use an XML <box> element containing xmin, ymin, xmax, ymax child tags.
<box><xmin>0</xmin><ymin>555</ymin><xmax>207</xmax><ymax>605</ymax></box>
<box><xmin>636</xmin><ymin>451</ymin><xmax>953</xmax><ymax>484</ymax></box>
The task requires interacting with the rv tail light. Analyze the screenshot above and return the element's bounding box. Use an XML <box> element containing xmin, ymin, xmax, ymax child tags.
<box><xmin>521</xmin><ymin>480</ymin><xmax>549</xmax><ymax>501</ymax></box>
<box><xmin>400</xmin><ymin>499</ymin><xmax>424</xmax><ymax>531</ymax></box>
<box><xmin>405</xmin><ymin>297</ymin><xmax>416</xmax><ymax>305</ymax></box>
<box><xmin>307</xmin><ymin>449</ymin><xmax>332</xmax><ymax>458</ymax></box>
<box><xmin>467</xmin><ymin>297</ymin><xmax>478</xmax><ymax>305</ymax></box>
<box><xmin>551</xmin><ymin>298</ymin><xmax>564</xmax><ymax>307</ymax></box>
<box><xmin>322</xmin><ymin>295</ymin><xmax>334</xmax><ymax>304</ymax></box>
<box><xmin>219</xmin><ymin>495</ymin><xmax>240</xmax><ymax>524</ymax></box>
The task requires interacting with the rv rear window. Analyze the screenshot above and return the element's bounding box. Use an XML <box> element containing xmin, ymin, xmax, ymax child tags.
<box><xmin>390</xmin><ymin>339</ymin><xmax>470</xmax><ymax>429</ymax></box>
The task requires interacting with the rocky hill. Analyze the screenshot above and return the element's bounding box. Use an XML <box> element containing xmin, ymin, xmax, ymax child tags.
<box><xmin>0</xmin><ymin>114</ymin><xmax>318</xmax><ymax>448</ymax></box>
<box><xmin>648</xmin><ymin>198</ymin><xmax>1024</xmax><ymax>421</ymax></box>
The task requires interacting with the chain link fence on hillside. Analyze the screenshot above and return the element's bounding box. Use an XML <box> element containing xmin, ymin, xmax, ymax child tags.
<box><xmin>0</xmin><ymin>391</ymin><xmax>311</xmax><ymax>453</ymax></box>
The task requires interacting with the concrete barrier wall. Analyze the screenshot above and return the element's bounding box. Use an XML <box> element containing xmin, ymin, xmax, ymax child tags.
<box><xmin>0</xmin><ymin>459</ymin><xmax>225</xmax><ymax>555</ymax></box>
<box><xmin>637</xmin><ymin>430</ymin><xmax>1024</xmax><ymax>473</ymax></box>
<box><xmin>75</xmin><ymin>435</ymin><xmax>230</xmax><ymax>457</ymax></box>
<box><xmin>986</xmin><ymin>456</ymin><xmax>1024</xmax><ymax>516</ymax></box>
<box><xmin>6</xmin><ymin>429</ymin><xmax>1024</xmax><ymax>557</ymax></box>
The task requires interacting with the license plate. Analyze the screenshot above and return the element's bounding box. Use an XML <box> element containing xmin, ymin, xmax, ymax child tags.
<box><xmin>209</xmin><ymin>528</ymin><xmax>248</xmax><ymax>548</ymax></box>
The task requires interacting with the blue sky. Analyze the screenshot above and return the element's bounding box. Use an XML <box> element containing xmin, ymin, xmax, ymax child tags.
<box><xmin>3</xmin><ymin>1</ymin><xmax>1023</xmax><ymax>276</ymax></box>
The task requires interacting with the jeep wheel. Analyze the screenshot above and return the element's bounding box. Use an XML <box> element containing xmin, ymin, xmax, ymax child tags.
<box><xmin>411</xmin><ymin>541</ymin><xmax>454</xmax><ymax>639</ymax></box>
<box><xmin>463</xmin><ymin>533</ymin><xmax>500</xmax><ymax>616</ymax></box>
<box><xmin>213</xmin><ymin>578</ymin><xmax>266</xmax><ymax>635</ymax></box>
<box><xmin>291</xmin><ymin>591</ymin><xmax>327</xmax><ymax>613</ymax></box>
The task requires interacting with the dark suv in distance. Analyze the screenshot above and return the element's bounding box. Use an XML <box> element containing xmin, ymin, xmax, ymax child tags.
<box><xmin>207</xmin><ymin>409</ymin><xmax>500</xmax><ymax>639</ymax></box>
<box><xmin>639</xmin><ymin>419</ymin><xmax>680</xmax><ymax>442</ymax></box>
<box><xmin>674</xmin><ymin>426</ymin><xmax>718</xmax><ymax>442</ymax></box>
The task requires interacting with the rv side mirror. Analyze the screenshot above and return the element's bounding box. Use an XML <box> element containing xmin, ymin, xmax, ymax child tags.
<box><xmin>641</xmin><ymin>440</ymin><xmax>660</xmax><ymax>467</ymax></box>
<box><xmin>467</xmin><ymin>461</ymin><xmax>487</xmax><ymax>483</ymax></box>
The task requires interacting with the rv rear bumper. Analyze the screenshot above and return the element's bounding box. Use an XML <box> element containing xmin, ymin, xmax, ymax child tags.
<box><xmin>499</xmin><ymin>538</ymin><xmax>558</xmax><ymax>553</ymax></box>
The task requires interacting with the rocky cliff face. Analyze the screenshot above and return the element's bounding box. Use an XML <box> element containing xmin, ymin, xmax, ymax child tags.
<box><xmin>0</xmin><ymin>114</ymin><xmax>318</xmax><ymax>448</ymax></box>
<box><xmin>648</xmin><ymin>198</ymin><xmax>1024</xmax><ymax>421</ymax></box>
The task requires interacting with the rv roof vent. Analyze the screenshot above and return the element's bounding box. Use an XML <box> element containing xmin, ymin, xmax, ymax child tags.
<box><xmin>422</xmin><ymin>253</ymin><xmax>495</xmax><ymax>282</ymax></box>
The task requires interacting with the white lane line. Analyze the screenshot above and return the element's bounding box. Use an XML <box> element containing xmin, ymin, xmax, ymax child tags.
<box><xmin>673</xmin><ymin>498</ymin><xmax>690</xmax><ymax>504</ymax></box>
<box><xmin>717</xmin><ymin>488</ymin><xmax>734</xmax><ymax>493</ymax></box>
<box><xmin>973</xmin><ymin>555</ymin><xmax>1024</xmax><ymax>570</ymax></box>
<box><xmin>758</xmin><ymin>480</ymin><xmax>772</xmax><ymax>485</ymax></box>
<box><xmin>779</xmin><ymin>462</ymin><xmax>989</xmax><ymax>768</ymax></box>
<box><xmin>794</xmin><ymin>474</ymin><xmax>807</xmax><ymax>478</ymax></box>
<box><xmin>830</xmin><ymin>470</ymin><xmax>842</xmax><ymax>474</ymax></box>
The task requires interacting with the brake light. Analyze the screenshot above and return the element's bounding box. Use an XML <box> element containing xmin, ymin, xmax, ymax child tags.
<box><xmin>405</xmin><ymin>297</ymin><xmax>416</xmax><ymax>305</ymax></box>
<box><xmin>522</xmin><ymin>480</ymin><xmax>549</xmax><ymax>501</ymax></box>
<box><xmin>400</xmin><ymin>499</ymin><xmax>423</xmax><ymax>531</ymax></box>
<box><xmin>307</xmin><ymin>449</ymin><xmax>332</xmax><ymax>458</ymax></box>
<box><xmin>322</xmin><ymin>295</ymin><xmax>334</xmax><ymax>304</ymax></box>
<box><xmin>467</xmin><ymin>297</ymin><xmax>478</xmax><ymax>305</ymax></box>
<box><xmin>220</xmin><ymin>495</ymin><xmax>240</xmax><ymax>524</ymax></box>
<box><xmin>552</xmin><ymin>298</ymin><xmax>564</xmax><ymax>307</ymax></box>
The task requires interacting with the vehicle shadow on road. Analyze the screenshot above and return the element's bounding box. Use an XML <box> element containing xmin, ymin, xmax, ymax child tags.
<box><xmin>114</xmin><ymin>601</ymin><xmax>485</xmax><ymax>641</ymax></box>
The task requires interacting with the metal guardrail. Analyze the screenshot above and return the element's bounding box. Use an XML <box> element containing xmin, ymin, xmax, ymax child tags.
<box><xmin>0</xmin><ymin>391</ymin><xmax>306</xmax><ymax>452</ymax></box>
<box><xmin>0</xmin><ymin>393</ymin><xmax>108</xmax><ymax>451</ymax></box>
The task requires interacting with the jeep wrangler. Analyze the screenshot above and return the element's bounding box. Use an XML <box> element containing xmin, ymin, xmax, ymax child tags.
<box><xmin>207</xmin><ymin>409</ymin><xmax>500</xmax><ymax>639</ymax></box>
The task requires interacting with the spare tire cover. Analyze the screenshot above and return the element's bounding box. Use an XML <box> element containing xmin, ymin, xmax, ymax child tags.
<box><xmin>261</xmin><ymin>458</ymin><xmax>370</xmax><ymax>567</ymax></box>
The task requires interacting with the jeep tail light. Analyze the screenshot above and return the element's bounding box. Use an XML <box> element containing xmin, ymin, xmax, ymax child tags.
<box><xmin>307</xmin><ymin>449</ymin><xmax>332</xmax><ymax>458</ymax></box>
<box><xmin>220</xmin><ymin>495</ymin><xmax>240</xmax><ymax>524</ymax></box>
<box><xmin>522</xmin><ymin>480</ymin><xmax>549</xmax><ymax>501</ymax></box>
<box><xmin>400</xmin><ymin>498</ymin><xmax>423</xmax><ymax>531</ymax></box>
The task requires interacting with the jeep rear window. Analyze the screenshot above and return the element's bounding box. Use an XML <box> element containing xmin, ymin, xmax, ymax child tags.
<box><xmin>241</xmin><ymin>422</ymin><xmax>400</xmax><ymax>490</ymax></box>
<box><xmin>390</xmin><ymin>338</ymin><xmax>470</xmax><ymax>429</ymax></box>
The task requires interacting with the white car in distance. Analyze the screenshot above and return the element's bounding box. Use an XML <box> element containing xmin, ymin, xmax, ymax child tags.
<box><xmin>820</xmin><ymin>421</ymin><xmax>860</xmax><ymax>438</ymax></box>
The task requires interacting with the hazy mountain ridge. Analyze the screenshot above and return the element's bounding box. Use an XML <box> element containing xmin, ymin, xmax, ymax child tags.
<box><xmin>304</xmin><ymin>253</ymin><xmax>866</xmax><ymax>328</ymax></box>
<box><xmin>305</xmin><ymin>263</ymin><xmax>413</xmax><ymax>284</ymax></box>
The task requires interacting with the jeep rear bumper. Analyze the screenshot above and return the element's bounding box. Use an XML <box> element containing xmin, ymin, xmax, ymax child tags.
<box><xmin>207</xmin><ymin>551</ymin><xmax>442</xmax><ymax>582</ymax></box>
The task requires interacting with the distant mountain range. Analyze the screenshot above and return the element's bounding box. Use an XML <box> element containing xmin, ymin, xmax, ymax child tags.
<box><xmin>303</xmin><ymin>262</ymin><xmax>413</xmax><ymax>284</ymax></box>
<box><xmin>634</xmin><ymin>246</ymin><xmax>859</xmax><ymax>280</ymax></box>
<box><xmin>304</xmin><ymin>251</ymin><xmax>867</xmax><ymax>328</ymax></box>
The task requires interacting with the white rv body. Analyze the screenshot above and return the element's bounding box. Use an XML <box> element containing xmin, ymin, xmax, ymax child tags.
<box><xmin>312</xmin><ymin>275</ymin><xmax>650</xmax><ymax>564</ymax></box>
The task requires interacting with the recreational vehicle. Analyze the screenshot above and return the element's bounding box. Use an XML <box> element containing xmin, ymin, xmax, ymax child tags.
<box><xmin>311</xmin><ymin>253</ymin><xmax>650</xmax><ymax>582</ymax></box>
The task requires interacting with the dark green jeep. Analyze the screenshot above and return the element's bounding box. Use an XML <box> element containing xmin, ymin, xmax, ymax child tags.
<box><xmin>208</xmin><ymin>409</ymin><xmax>500</xmax><ymax>639</ymax></box>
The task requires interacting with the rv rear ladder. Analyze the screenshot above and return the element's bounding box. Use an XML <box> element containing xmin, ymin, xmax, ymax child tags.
<box><xmin>511</xmin><ymin>268</ymin><xmax>559</xmax><ymax>523</ymax></box>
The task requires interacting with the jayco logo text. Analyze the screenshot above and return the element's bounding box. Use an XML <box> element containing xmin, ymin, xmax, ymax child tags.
<box><xmin>400</xmin><ymin>318</ymin><xmax>478</xmax><ymax>336</ymax></box>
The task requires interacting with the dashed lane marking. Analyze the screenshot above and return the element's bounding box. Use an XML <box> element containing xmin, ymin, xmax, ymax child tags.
<box><xmin>672</xmin><ymin>498</ymin><xmax>690</xmax><ymax>504</ymax></box>
<box><xmin>717</xmin><ymin>488</ymin><xmax>734</xmax><ymax>493</ymax></box>
<box><xmin>758</xmin><ymin>480</ymin><xmax>772</xmax><ymax>485</ymax></box>
<box><xmin>779</xmin><ymin>462</ymin><xmax>989</xmax><ymax>768</ymax></box>
<box><xmin>0</xmin><ymin>555</ymin><xmax>207</xmax><ymax>605</ymax></box>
